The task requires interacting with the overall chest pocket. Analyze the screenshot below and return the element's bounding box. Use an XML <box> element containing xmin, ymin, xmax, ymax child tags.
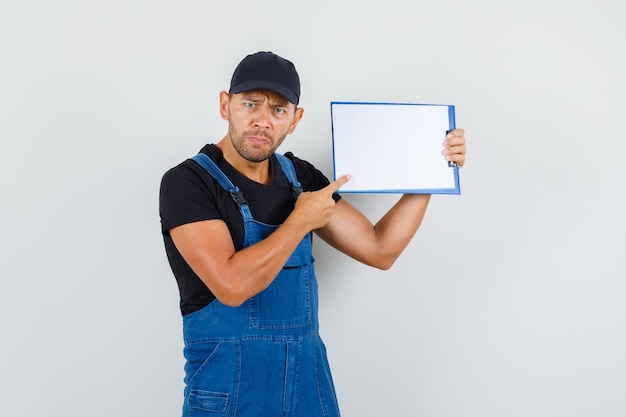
<box><xmin>248</xmin><ymin>244</ymin><xmax>314</xmax><ymax>330</ymax></box>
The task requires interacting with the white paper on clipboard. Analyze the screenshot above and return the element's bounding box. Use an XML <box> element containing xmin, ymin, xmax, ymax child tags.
<box><xmin>330</xmin><ymin>102</ymin><xmax>460</xmax><ymax>194</ymax></box>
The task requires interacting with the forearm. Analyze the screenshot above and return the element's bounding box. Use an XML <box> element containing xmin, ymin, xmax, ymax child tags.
<box><xmin>371</xmin><ymin>194</ymin><xmax>431</xmax><ymax>268</ymax></box>
<box><xmin>171</xmin><ymin>217</ymin><xmax>310</xmax><ymax>307</ymax></box>
<box><xmin>219</xmin><ymin>220</ymin><xmax>310</xmax><ymax>305</ymax></box>
<box><xmin>317</xmin><ymin>194</ymin><xmax>431</xmax><ymax>270</ymax></box>
<box><xmin>180</xmin><ymin>195</ymin><xmax>334</xmax><ymax>306</ymax></box>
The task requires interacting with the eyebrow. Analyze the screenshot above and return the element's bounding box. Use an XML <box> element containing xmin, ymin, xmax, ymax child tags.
<box><xmin>241</xmin><ymin>92</ymin><xmax>289</xmax><ymax>107</ymax></box>
<box><xmin>241</xmin><ymin>94</ymin><xmax>262</xmax><ymax>102</ymax></box>
<box><xmin>271</xmin><ymin>99</ymin><xmax>289</xmax><ymax>108</ymax></box>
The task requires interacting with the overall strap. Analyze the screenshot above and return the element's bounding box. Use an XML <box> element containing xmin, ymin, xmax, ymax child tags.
<box><xmin>191</xmin><ymin>153</ymin><xmax>254</xmax><ymax>220</ymax></box>
<box><xmin>275</xmin><ymin>153</ymin><xmax>303</xmax><ymax>200</ymax></box>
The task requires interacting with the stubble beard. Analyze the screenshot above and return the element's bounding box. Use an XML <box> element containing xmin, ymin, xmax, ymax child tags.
<box><xmin>229</xmin><ymin>123</ymin><xmax>286</xmax><ymax>163</ymax></box>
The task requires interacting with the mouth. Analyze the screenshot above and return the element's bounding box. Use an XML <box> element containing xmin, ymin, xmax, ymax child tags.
<box><xmin>248</xmin><ymin>137</ymin><xmax>269</xmax><ymax>145</ymax></box>
<box><xmin>246</xmin><ymin>131</ymin><xmax>272</xmax><ymax>146</ymax></box>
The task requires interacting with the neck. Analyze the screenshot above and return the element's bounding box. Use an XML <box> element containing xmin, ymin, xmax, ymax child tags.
<box><xmin>216</xmin><ymin>136</ymin><xmax>271</xmax><ymax>185</ymax></box>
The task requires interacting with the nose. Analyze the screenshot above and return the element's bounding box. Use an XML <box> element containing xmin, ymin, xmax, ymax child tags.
<box><xmin>253</xmin><ymin>107</ymin><xmax>272</xmax><ymax>129</ymax></box>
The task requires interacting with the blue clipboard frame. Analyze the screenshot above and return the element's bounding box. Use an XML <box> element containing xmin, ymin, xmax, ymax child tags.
<box><xmin>330</xmin><ymin>101</ymin><xmax>460</xmax><ymax>194</ymax></box>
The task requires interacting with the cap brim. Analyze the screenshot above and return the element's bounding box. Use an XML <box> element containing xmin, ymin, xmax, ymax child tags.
<box><xmin>231</xmin><ymin>80</ymin><xmax>298</xmax><ymax>105</ymax></box>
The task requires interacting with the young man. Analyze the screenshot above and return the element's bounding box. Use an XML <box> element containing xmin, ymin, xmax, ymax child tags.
<box><xmin>160</xmin><ymin>51</ymin><xmax>466</xmax><ymax>417</ymax></box>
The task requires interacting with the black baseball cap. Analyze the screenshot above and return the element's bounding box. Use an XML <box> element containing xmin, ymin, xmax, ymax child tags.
<box><xmin>229</xmin><ymin>51</ymin><xmax>301</xmax><ymax>105</ymax></box>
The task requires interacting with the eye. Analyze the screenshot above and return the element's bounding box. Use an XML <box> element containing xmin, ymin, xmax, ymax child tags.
<box><xmin>274</xmin><ymin>107</ymin><xmax>286</xmax><ymax>114</ymax></box>
<box><xmin>245</xmin><ymin>102</ymin><xmax>256</xmax><ymax>109</ymax></box>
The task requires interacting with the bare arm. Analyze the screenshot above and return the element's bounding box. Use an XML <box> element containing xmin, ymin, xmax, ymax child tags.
<box><xmin>315</xmin><ymin>194</ymin><xmax>431</xmax><ymax>269</ymax></box>
<box><xmin>170</xmin><ymin>175</ymin><xmax>351</xmax><ymax>307</ymax></box>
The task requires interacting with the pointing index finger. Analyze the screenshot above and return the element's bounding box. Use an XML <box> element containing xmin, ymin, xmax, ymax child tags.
<box><xmin>327</xmin><ymin>174</ymin><xmax>351</xmax><ymax>193</ymax></box>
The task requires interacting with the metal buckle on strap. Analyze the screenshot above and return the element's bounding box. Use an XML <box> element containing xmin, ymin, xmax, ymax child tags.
<box><xmin>230</xmin><ymin>189</ymin><xmax>248</xmax><ymax>206</ymax></box>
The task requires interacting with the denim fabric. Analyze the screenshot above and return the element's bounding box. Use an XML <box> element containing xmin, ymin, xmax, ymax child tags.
<box><xmin>183</xmin><ymin>154</ymin><xmax>340</xmax><ymax>417</ymax></box>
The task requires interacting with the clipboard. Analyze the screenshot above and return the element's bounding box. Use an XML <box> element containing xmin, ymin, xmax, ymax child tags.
<box><xmin>330</xmin><ymin>101</ymin><xmax>460</xmax><ymax>194</ymax></box>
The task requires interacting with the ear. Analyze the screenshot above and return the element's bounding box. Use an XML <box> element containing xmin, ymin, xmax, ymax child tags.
<box><xmin>219</xmin><ymin>91</ymin><xmax>229</xmax><ymax>120</ymax></box>
<box><xmin>287</xmin><ymin>107</ymin><xmax>304</xmax><ymax>134</ymax></box>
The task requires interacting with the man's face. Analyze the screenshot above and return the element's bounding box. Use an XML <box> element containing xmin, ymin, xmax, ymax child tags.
<box><xmin>222</xmin><ymin>89</ymin><xmax>303</xmax><ymax>163</ymax></box>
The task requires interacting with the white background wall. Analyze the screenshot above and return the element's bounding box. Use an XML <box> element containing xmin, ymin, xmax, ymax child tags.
<box><xmin>1</xmin><ymin>1</ymin><xmax>624</xmax><ymax>416</ymax></box>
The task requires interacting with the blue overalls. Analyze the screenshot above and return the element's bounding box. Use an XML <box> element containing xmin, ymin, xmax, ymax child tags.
<box><xmin>182</xmin><ymin>153</ymin><xmax>341</xmax><ymax>417</ymax></box>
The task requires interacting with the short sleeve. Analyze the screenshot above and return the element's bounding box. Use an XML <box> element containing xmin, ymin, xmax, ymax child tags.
<box><xmin>159</xmin><ymin>161</ymin><xmax>222</xmax><ymax>234</ymax></box>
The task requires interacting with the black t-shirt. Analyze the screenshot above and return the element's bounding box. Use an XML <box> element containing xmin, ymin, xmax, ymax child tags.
<box><xmin>159</xmin><ymin>144</ymin><xmax>339</xmax><ymax>315</ymax></box>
